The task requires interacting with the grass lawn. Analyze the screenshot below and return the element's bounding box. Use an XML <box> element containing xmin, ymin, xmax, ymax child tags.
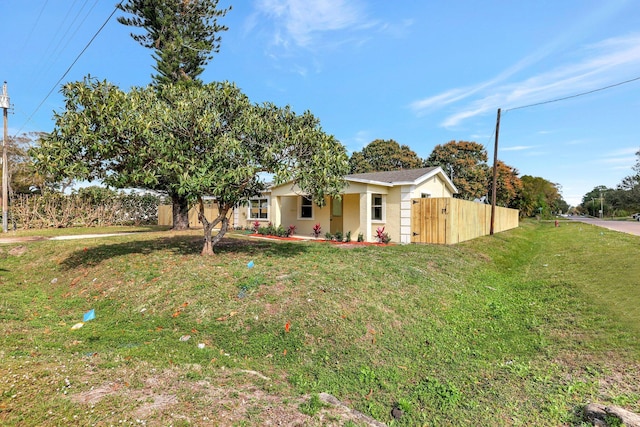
<box><xmin>1</xmin><ymin>221</ymin><xmax>639</xmax><ymax>426</ymax></box>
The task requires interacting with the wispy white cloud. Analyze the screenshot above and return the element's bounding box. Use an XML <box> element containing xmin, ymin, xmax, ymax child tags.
<box><xmin>608</xmin><ymin>147</ymin><xmax>639</xmax><ymax>156</ymax></box>
<box><xmin>566</xmin><ymin>139</ymin><xmax>588</xmax><ymax>145</ymax></box>
<box><xmin>598</xmin><ymin>148</ymin><xmax>638</xmax><ymax>168</ymax></box>
<box><xmin>411</xmin><ymin>33</ymin><xmax>640</xmax><ymax>128</ymax></box>
<box><xmin>502</xmin><ymin>145</ymin><xmax>535</xmax><ymax>152</ymax></box>
<box><xmin>252</xmin><ymin>0</ymin><xmax>372</xmax><ymax>49</ymax></box>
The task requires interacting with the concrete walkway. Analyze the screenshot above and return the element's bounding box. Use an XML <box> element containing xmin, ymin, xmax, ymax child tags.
<box><xmin>0</xmin><ymin>232</ymin><xmax>137</xmax><ymax>245</ymax></box>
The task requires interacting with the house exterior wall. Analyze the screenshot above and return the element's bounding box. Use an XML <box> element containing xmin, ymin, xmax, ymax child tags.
<box><xmin>413</xmin><ymin>175</ymin><xmax>454</xmax><ymax>198</ymax></box>
<box><xmin>279</xmin><ymin>196</ymin><xmax>299</xmax><ymax>230</ymax></box>
<box><xmin>371</xmin><ymin>185</ymin><xmax>400</xmax><ymax>243</ymax></box>
<box><xmin>273</xmin><ymin>195</ymin><xmax>331</xmax><ymax>238</ymax></box>
<box><xmin>365</xmin><ymin>173</ymin><xmax>451</xmax><ymax>243</ymax></box>
<box><xmin>342</xmin><ymin>193</ymin><xmax>360</xmax><ymax>239</ymax></box>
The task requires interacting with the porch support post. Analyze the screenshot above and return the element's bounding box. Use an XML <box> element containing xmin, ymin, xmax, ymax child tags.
<box><xmin>360</xmin><ymin>192</ymin><xmax>373</xmax><ymax>242</ymax></box>
<box><xmin>272</xmin><ymin>196</ymin><xmax>282</xmax><ymax>227</ymax></box>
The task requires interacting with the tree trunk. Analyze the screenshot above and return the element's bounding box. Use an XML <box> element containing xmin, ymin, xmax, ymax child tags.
<box><xmin>171</xmin><ymin>194</ymin><xmax>190</xmax><ymax>230</ymax></box>
<box><xmin>202</xmin><ymin>222</ymin><xmax>215</xmax><ymax>256</ymax></box>
<box><xmin>198</xmin><ymin>198</ymin><xmax>231</xmax><ymax>256</ymax></box>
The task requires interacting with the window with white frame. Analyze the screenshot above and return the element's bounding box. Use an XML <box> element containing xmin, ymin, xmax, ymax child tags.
<box><xmin>299</xmin><ymin>196</ymin><xmax>313</xmax><ymax>219</ymax></box>
<box><xmin>248</xmin><ymin>198</ymin><xmax>269</xmax><ymax>220</ymax></box>
<box><xmin>421</xmin><ymin>193</ymin><xmax>431</xmax><ymax>198</ymax></box>
<box><xmin>372</xmin><ymin>194</ymin><xmax>384</xmax><ymax>221</ymax></box>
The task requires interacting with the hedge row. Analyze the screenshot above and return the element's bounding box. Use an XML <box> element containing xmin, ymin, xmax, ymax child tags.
<box><xmin>5</xmin><ymin>192</ymin><xmax>161</xmax><ymax>229</ymax></box>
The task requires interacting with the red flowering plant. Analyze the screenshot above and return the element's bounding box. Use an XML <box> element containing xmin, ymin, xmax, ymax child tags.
<box><xmin>312</xmin><ymin>223</ymin><xmax>322</xmax><ymax>239</ymax></box>
<box><xmin>375</xmin><ymin>226</ymin><xmax>391</xmax><ymax>244</ymax></box>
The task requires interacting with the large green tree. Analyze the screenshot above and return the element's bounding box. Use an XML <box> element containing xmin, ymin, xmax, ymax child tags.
<box><xmin>516</xmin><ymin>175</ymin><xmax>565</xmax><ymax>217</ymax></box>
<box><xmin>117</xmin><ymin>0</ymin><xmax>230</xmax><ymax>228</ymax></box>
<box><xmin>349</xmin><ymin>139</ymin><xmax>423</xmax><ymax>173</ymax></box>
<box><xmin>1</xmin><ymin>132</ymin><xmax>55</xmax><ymax>195</ymax></box>
<box><xmin>425</xmin><ymin>140</ymin><xmax>490</xmax><ymax>200</ymax></box>
<box><xmin>615</xmin><ymin>149</ymin><xmax>640</xmax><ymax>213</ymax></box>
<box><xmin>31</xmin><ymin>79</ymin><xmax>349</xmax><ymax>255</ymax></box>
<box><xmin>490</xmin><ymin>160</ymin><xmax>522</xmax><ymax>208</ymax></box>
<box><xmin>581</xmin><ymin>186</ymin><xmax>609</xmax><ymax>217</ymax></box>
<box><xmin>117</xmin><ymin>0</ymin><xmax>230</xmax><ymax>87</ymax></box>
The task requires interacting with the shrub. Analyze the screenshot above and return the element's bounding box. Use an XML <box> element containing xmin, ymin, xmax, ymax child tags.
<box><xmin>375</xmin><ymin>226</ymin><xmax>391</xmax><ymax>244</ymax></box>
<box><xmin>287</xmin><ymin>224</ymin><xmax>297</xmax><ymax>237</ymax></box>
<box><xmin>257</xmin><ymin>223</ymin><xmax>288</xmax><ymax>237</ymax></box>
<box><xmin>324</xmin><ymin>232</ymin><xmax>333</xmax><ymax>241</ymax></box>
<box><xmin>275</xmin><ymin>224</ymin><xmax>288</xmax><ymax>237</ymax></box>
<box><xmin>9</xmin><ymin>191</ymin><xmax>160</xmax><ymax>229</ymax></box>
<box><xmin>345</xmin><ymin>231</ymin><xmax>351</xmax><ymax>242</ymax></box>
<box><xmin>334</xmin><ymin>230</ymin><xmax>343</xmax><ymax>242</ymax></box>
<box><xmin>312</xmin><ymin>223</ymin><xmax>322</xmax><ymax>238</ymax></box>
<box><xmin>357</xmin><ymin>232</ymin><xmax>364</xmax><ymax>242</ymax></box>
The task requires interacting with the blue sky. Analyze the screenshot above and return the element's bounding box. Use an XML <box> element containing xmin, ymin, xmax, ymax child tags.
<box><xmin>3</xmin><ymin>0</ymin><xmax>640</xmax><ymax>206</ymax></box>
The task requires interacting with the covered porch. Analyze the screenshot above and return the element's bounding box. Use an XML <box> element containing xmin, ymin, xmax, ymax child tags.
<box><xmin>237</xmin><ymin>182</ymin><xmax>394</xmax><ymax>243</ymax></box>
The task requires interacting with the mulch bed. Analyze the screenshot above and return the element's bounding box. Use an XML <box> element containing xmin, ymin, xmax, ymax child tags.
<box><xmin>248</xmin><ymin>234</ymin><xmax>391</xmax><ymax>246</ymax></box>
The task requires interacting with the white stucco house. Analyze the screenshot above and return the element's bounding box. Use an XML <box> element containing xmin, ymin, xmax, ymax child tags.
<box><xmin>235</xmin><ymin>167</ymin><xmax>458</xmax><ymax>244</ymax></box>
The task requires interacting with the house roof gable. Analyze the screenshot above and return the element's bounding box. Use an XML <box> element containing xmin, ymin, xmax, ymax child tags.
<box><xmin>345</xmin><ymin>167</ymin><xmax>458</xmax><ymax>193</ymax></box>
<box><xmin>265</xmin><ymin>167</ymin><xmax>458</xmax><ymax>195</ymax></box>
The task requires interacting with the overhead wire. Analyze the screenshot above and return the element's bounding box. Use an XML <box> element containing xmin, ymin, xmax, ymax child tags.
<box><xmin>504</xmin><ymin>75</ymin><xmax>640</xmax><ymax>112</ymax></box>
<box><xmin>35</xmin><ymin>0</ymin><xmax>91</xmax><ymax>84</ymax></box>
<box><xmin>18</xmin><ymin>0</ymin><xmax>49</xmax><ymax>56</ymax></box>
<box><xmin>485</xmin><ymin>74</ymin><xmax>640</xmax><ymax>159</ymax></box>
<box><xmin>15</xmin><ymin>1</ymin><xmax>124</xmax><ymax>136</ymax></box>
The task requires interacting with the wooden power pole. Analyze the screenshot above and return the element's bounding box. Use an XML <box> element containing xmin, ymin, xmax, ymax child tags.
<box><xmin>490</xmin><ymin>108</ymin><xmax>501</xmax><ymax>236</ymax></box>
<box><xmin>1</xmin><ymin>82</ymin><xmax>9</xmax><ymax>233</ymax></box>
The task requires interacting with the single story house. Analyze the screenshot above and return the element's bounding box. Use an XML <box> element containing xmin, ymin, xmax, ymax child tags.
<box><xmin>235</xmin><ymin>167</ymin><xmax>458</xmax><ymax>244</ymax></box>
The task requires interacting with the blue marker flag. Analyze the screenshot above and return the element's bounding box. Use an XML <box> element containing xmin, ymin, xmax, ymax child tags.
<box><xmin>247</xmin><ymin>260</ymin><xmax>254</xmax><ymax>269</ymax></box>
<box><xmin>83</xmin><ymin>309</ymin><xmax>96</xmax><ymax>322</ymax></box>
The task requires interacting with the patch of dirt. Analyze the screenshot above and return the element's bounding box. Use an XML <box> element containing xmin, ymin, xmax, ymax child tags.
<box><xmin>0</xmin><ymin>236</ymin><xmax>46</xmax><ymax>245</ymax></box>
<box><xmin>70</xmin><ymin>366</ymin><xmax>388</xmax><ymax>426</ymax></box>
<box><xmin>552</xmin><ymin>350</ymin><xmax>640</xmax><ymax>408</ymax></box>
<box><xmin>8</xmin><ymin>245</ymin><xmax>28</xmax><ymax>256</ymax></box>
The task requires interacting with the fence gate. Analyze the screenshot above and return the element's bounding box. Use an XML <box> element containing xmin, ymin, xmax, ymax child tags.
<box><xmin>410</xmin><ymin>198</ymin><xmax>449</xmax><ymax>244</ymax></box>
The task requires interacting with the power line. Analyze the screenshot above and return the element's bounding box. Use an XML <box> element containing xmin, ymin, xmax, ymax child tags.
<box><xmin>505</xmin><ymin>75</ymin><xmax>640</xmax><ymax>112</ymax></box>
<box><xmin>14</xmin><ymin>1</ymin><xmax>124</xmax><ymax>137</ymax></box>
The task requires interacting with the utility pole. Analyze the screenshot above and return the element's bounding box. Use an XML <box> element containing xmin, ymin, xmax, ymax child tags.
<box><xmin>490</xmin><ymin>108</ymin><xmax>501</xmax><ymax>235</ymax></box>
<box><xmin>1</xmin><ymin>82</ymin><xmax>9</xmax><ymax>233</ymax></box>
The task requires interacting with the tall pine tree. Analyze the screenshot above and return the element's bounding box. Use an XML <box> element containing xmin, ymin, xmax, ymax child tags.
<box><xmin>117</xmin><ymin>0</ymin><xmax>231</xmax><ymax>228</ymax></box>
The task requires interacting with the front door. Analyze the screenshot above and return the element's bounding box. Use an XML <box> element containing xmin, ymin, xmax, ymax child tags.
<box><xmin>330</xmin><ymin>197</ymin><xmax>343</xmax><ymax>235</ymax></box>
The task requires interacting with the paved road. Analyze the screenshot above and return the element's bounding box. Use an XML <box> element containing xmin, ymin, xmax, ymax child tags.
<box><xmin>569</xmin><ymin>217</ymin><xmax>640</xmax><ymax>236</ymax></box>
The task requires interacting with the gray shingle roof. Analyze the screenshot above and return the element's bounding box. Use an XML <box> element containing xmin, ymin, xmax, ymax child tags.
<box><xmin>345</xmin><ymin>167</ymin><xmax>439</xmax><ymax>183</ymax></box>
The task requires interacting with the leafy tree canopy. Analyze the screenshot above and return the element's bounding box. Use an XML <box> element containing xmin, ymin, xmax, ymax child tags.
<box><xmin>117</xmin><ymin>0</ymin><xmax>230</xmax><ymax>87</ymax></box>
<box><xmin>1</xmin><ymin>132</ymin><xmax>56</xmax><ymax>195</ymax></box>
<box><xmin>491</xmin><ymin>160</ymin><xmax>522</xmax><ymax>208</ymax></box>
<box><xmin>425</xmin><ymin>140</ymin><xmax>490</xmax><ymax>201</ymax></box>
<box><xmin>516</xmin><ymin>175</ymin><xmax>565</xmax><ymax>217</ymax></box>
<box><xmin>615</xmin><ymin>149</ymin><xmax>640</xmax><ymax>212</ymax></box>
<box><xmin>349</xmin><ymin>139</ymin><xmax>422</xmax><ymax>173</ymax></box>
<box><xmin>31</xmin><ymin>78</ymin><xmax>349</xmax><ymax>254</ymax></box>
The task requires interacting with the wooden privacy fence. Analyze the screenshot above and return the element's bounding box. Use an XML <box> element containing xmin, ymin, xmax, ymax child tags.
<box><xmin>158</xmin><ymin>203</ymin><xmax>231</xmax><ymax>228</ymax></box>
<box><xmin>411</xmin><ymin>198</ymin><xmax>519</xmax><ymax>244</ymax></box>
